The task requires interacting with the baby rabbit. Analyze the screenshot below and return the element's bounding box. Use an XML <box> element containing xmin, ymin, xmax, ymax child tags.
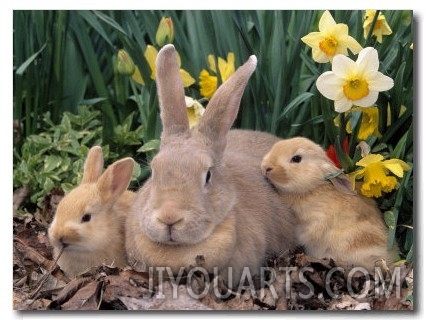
<box><xmin>48</xmin><ymin>146</ymin><xmax>135</xmax><ymax>277</ymax></box>
<box><xmin>260</xmin><ymin>137</ymin><xmax>398</xmax><ymax>273</ymax></box>
<box><xmin>126</xmin><ymin>44</ymin><xmax>297</xmax><ymax>288</ymax></box>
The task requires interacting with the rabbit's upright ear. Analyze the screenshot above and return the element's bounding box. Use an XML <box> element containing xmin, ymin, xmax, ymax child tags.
<box><xmin>198</xmin><ymin>55</ymin><xmax>257</xmax><ymax>153</ymax></box>
<box><xmin>322</xmin><ymin>161</ymin><xmax>356</xmax><ymax>195</ymax></box>
<box><xmin>155</xmin><ymin>44</ymin><xmax>189</xmax><ymax>139</ymax></box>
<box><xmin>97</xmin><ymin>158</ymin><xmax>135</xmax><ymax>201</ymax></box>
<box><xmin>81</xmin><ymin>146</ymin><xmax>104</xmax><ymax>184</ymax></box>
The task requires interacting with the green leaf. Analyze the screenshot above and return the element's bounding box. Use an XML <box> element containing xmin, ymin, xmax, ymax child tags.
<box><xmin>137</xmin><ymin>139</ymin><xmax>160</xmax><ymax>153</ymax></box>
<box><xmin>132</xmin><ymin>162</ymin><xmax>142</xmax><ymax>181</ymax></box>
<box><xmin>384</xmin><ymin>210</ymin><xmax>396</xmax><ymax>230</ymax></box>
<box><xmin>405</xmin><ymin>290</ymin><xmax>413</xmax><ymax>305</ymax></box>
<box><xmin>405</xmin><ymin>244</ymin><xmax>413</xmax><ymax>263</ymax></box>
<box><xmin>92</xmin><ymin>10</ymin><xmax>128</xmax><ymax>36</ymax></box>
<box><xmin>389</xmin><ymin>61</ymin><xmax>406</xmax><ymax>122</ymax></box>
<box><xmin>15</xmin><ymin>43</ymin><xmax>47</xmax><ymax>75</ymax></box>
<box><xmin>390</xmin><ymin>131</ymin><xmax>408</xmax><ymax>159</ymax></box>
<box><xmin>276</xmin><ymin>92</ymin><xmax>315</xmax><ymax>122</ymax></box>
<box><xmin>43</xmin><ymin>177</ymin><xmax>55</xmax><ymax>193</ymax></box>
<box><xmin>44</xmin><ymin>155</ymin><xmax>63</xmax><ymax>172</ymax></box>
<box><xmin>324</xmin><ymin>169</ymin><xmax>345</xmax><ymax>181</ymax></box>
<box><xmin>78</xmin><ymin>11</ymin><xmax>115</xmax><ymax>47</ymax></box>
<box><xmin>61</xmin><ymin>182</ymin><xmax>76</xmax><ymax>194</ymax></box>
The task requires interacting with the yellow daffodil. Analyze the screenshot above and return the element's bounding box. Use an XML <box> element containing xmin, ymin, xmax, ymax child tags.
<box><xmin>346</xmin><ymin>106</ymin><xmax>381</xmax><ymax>140</ymax></box>
<box><xmin>363</xmin><ymin>10</ymin><xmax>392</xmax><ymax>43</ymax></box>
<box><xmin>301</xmin><ymin>10</ymin><xmax>362</xmax><ymax>63</ymax></box>
<box><xmin>144</xmin><ymin>45</ymin><xmax>195</xmax><ymax>87</ymax></box>
<box><xmin>144</xmin><ymin>45</ymin><xmax>158</xmax><ymax>80</ymax></box>
<box><xmin>316</xmin><ymin>47</ymin><xmax>394</xmax><ymax>113</ymax></box>
<box><xmin>120</xmin><ymin>45</ymin><xmax>195</xmax><ymax>87</ymax></box>
<box><xmin>199</xmin><ymin>70</ymin><xmax>217</xmax><ymax>99</ymax></box>
<box><xmin>185</xmin><ymin>96</ymin><xmax>205</xmax><ymax>128</ymax></box>
<box><xmin>156</xmin><ymin>17</ymin><xmax>174</xmax><ymax>47</ymax></box>
<box><xmin>349</xmin><ymin>154</ymin><xmax>410</xmax><ymax>198</ymax></box>
<box><xmin>199</xmin><ymin>53</ymin><xmax>235</xmax><ymax>99</ymax></box>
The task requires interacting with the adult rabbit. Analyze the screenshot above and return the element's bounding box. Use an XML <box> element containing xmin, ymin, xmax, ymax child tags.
<box><xmin>126</xmin><ymin>45</ymin><xmax>296</xmax><ymax>288</ymax></box>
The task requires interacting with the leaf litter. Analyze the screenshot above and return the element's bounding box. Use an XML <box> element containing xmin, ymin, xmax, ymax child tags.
<box><xmin>13</xmin><ymin>189</ymin><xmax>414</xmax><ymax>311</ymax></box>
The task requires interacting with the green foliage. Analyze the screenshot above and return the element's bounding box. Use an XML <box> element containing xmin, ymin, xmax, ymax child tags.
<box><xmin>13</xmin><ymin>106</ymin><xmax>141</xmax><ymax>208</ymax></box>
<box><xmin>13</xmin><ymin>10</ymin><xmax>413</xmax><ymax>261</ymax></box>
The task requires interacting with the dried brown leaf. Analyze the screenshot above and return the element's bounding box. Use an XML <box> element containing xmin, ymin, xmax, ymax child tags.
<box><xmin>61</xmin><ymin>280</ymin><xmax>104</xmax><ymax>310</ymax></box>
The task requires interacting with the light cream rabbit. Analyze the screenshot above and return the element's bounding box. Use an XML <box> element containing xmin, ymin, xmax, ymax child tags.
<box><xmin>260</xmin><ymin>137</ymin><xmax>399</xmax><ymax>273</ymax></box>
<box><xmin>48</xmin><ymin>146</ymin><xmax>135</xmax><ymax>277</ymax></box>
<box><xmin>125</xmin><ymin>44</ymin><xmax>297</xmax><ymax>288</ymax></box>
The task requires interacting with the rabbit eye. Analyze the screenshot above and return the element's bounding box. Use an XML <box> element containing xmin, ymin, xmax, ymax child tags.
<box><xmin>81</xmin><ymin>213</ymin><xmax>91</xmax><ymax>223</ymax></box>
<box><xmin>205</xmin><ymin>170</ymin><xmax>212</xmax><ymax>184</ymax></box>
<box><xmin>291</xmin><ymin>155</ymin><xmax>302</xmax><ymax>163</ymax></box>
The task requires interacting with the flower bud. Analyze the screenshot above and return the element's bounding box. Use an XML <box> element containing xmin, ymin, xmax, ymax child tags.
<box><xmin>156</xmin><ymin>17</ymin><xmax>174</xmax><ymax>47</ymax></box>
<box><xmin>116</xmin><ymin>49</ymin><xmax>136</xmax><ymax>76</ymax></box>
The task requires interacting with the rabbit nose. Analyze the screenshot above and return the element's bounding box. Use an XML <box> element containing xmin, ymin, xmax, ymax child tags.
<box><xmin>263</xmin><ymin>166</ymin><xmax>273</xmax><ymax>175</ymax></box>
<box><xmin>158</xmin><ymin>214</ymin><xmax>183</xmax><ymax>227</ymax></box>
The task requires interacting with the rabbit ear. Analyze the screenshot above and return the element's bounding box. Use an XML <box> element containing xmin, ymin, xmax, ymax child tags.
<box><xmin>155</xmin><ymin>44</ymin><xmax>189</xmax><ymax>138</ymax></box>
<box><xmin>97</xmin><ymin>158</ymin><xmax>134</xmax><ymax>201</ymax></box>
<box><xmin>198</xmin><ymin>55</ymin><xmax>257</xmax><ymax>152</ymax></box>
<box><xmin>329</xmin><ymin>174</ymin><xmax>357</xmax><ymax>195</ymax></box>
<box><xmin>321</xmin><ymin>161</ymin><xmax>356</xmax><ymax>195</ymax></box>
<box><xmin>81</xmin><ymin>146</ymin><xmax>104</xmax><ymax>184</ymax></box>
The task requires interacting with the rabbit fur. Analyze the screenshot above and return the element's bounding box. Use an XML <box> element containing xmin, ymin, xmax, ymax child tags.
<box><xmin>48</xmin><ymin>146</ymin><xmax>135</xmax><ymax>277</ymax></box>
<box><xmin>260</xmin><ymin>136</ymin><xmax>399</xmax><ymax>273</ymax></box>
<box><xmin>125</xmin><ymin>44</ymin><xmax>297</xmax><ymax>288</ymax></box>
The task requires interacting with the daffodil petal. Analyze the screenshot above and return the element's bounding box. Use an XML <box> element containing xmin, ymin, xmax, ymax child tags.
<box><xmin>301</xmin><ymin>32</ymin><xmax>324</xmax><ymax>47</ymax></box>
<box><xmin>319</xmin><ymin>10</ymin><xmax>336</xmax><ymax>32</ymax></box>
<box><xmin>383</xmin><ymin>163</ymin><xmax>404</xmax><ymax>177</ymax></box>
<box><xmin>334</xmin><ymin>97</ymin><xmax>353</xmax><ymax>112</ymax></box>
<box><xmin>131</xmin><ymin>66</ymin><xmax>145</xmax><ymax>85</ymax></box>
<box><xmin>344</xmin><ymin>36</ymin><xmax>363</xmax><ymax>55</ymax></box>
<box><xmin>312</xmin><ymin>48</ymin><xmax>330</xmax><ymax>63</ymax></box>
<box><xmin>367</xmin><ymin>72</ymin><xmax>394</xmax><ymax>92</ymax></box>
<box><xmin>316</xmin><ymin>72</ymin><xmax>344</xmax><ymax>100</ymax></box>
<box><xmin>208</xmin><ymin>54</ymin><xmax>217</xmax><ymax>73</ymax></box>
<box><xmin>331</xmin><ymin>24</ymin><xmax>349</xmax><ymax>41</ymax></box>
<box><xmin>357</xmin><ymin>47</ymin><xmax>379</xmax><ymax>73</ymax></box>
<box><xmin>332</xmin><ymin>54</ymin><xmax>357</xmax><ymax>78</ymax></box>
<box><xmin>354</xmin><ymin>91</ymin><xmax>379</xmax><ymax>107</ymax></box>
<box><xmin>218</xmin><ymin>54</ymin><xmax>235</xmax><ymax>82</ymax></box>
<box><xmin>384</xmin><ymin>159</ymin><xmax>410</xmax><ymax>177</ymax></box>
<box><xmin>144</xmin><ymin>45</ymin><xmax>158</xmax><ymax>79</ymax></box>
<box><xmin>356</xmin><ymin>153</ymin><xmax>384</xmax><ymax>167</ymax></box>
<box><xmin>199</xmin><ymin>69</ymin><xmax>217</xmax><ymax>99</ymax></box>
<box><xmin>227</xmin><ymin>52</ymin><xmax>235</xmax><ymax>66</ymax></box>
<box><xmin>180</xmin><ymin>69</ymin><xmax>195</xmax><ymax>87</ymax></box>
<box><xmin>348</xmin><ymin>170</ymin><xmax>363</xmax><ymax>187</ymax></box>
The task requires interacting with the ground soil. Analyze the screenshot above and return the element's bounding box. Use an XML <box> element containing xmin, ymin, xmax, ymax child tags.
<box><xmin>12</xmin><ymin>188</ymin><xmax>414</xmax><ymax>311</ymax></box>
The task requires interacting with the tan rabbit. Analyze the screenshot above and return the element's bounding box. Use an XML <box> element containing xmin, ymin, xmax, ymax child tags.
<box><xmin>125</xmin><ymin>44</ymin><xmax>297</xmax><ymax>288</ymax></box>
<box><xmin>48</xmin><ymin>146</ymin><xmax>135</xmax><ymax>277</ymax></box>
<box><xmin>260</xmin><ymin>137</ymin><xmax>399</xmax><ymax>273</ymax></box>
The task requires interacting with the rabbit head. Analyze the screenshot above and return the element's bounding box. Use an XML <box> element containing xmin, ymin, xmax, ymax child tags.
<box><xmin>261</xmin><ymin>137</ymin><xmax>354</xmax><ymax>195</ymax></box>
<box><xmin>137</xmin><ymin>45</ymin><xmax>257</xmax><ymax>246</ymax></box>
<box><xmin>48</xmin><ymin>146</ymin><xmax>135</xmax><ymax>276</ymax></box>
